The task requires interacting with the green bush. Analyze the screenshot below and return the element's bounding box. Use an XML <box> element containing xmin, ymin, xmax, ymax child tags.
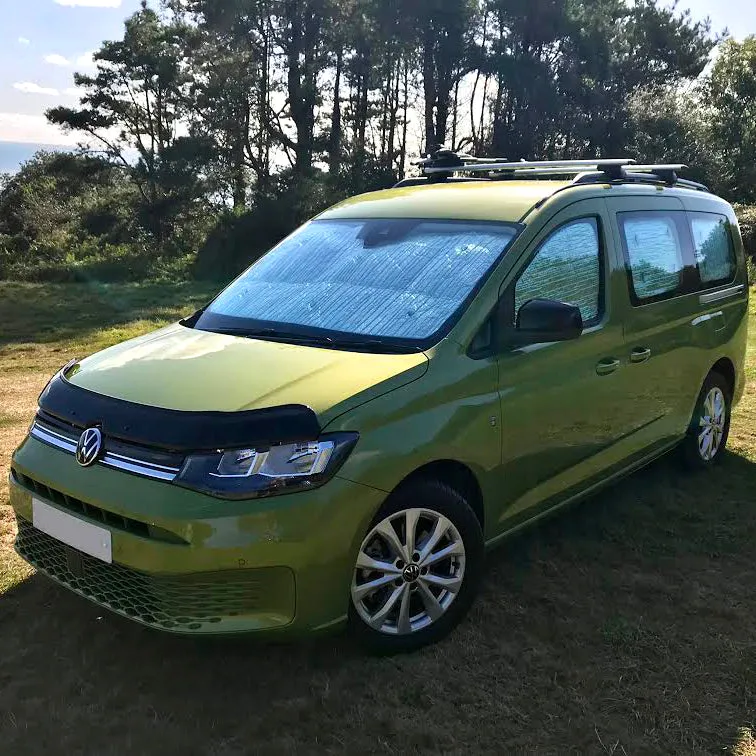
<box><xmin>0</xmin><ymin>150</ymin><xmax>211</xmax><ymax>283</ymax></box>
<box><xmin>3</xmin><ymin>149</ymin><xmax>754</xmax><ymax>286</ymax></box>
<box><xmin>193</xmin><ymin>171</ymin><xmax>352</xmax><ymax>281</ymax></box>
<box><xmin>193</xmin><ymin>203</ymin><xmax>291</xmax><ymax>281</ymax></box>
<box><xmin>0</xmin><ymin>237</ymin><xmax>196</xmax><ymax>283</ymax></box>
<box><xmin>735</xmin><ymin>204</ymin><xmax>756</xmax><ymax>260</ymax></box>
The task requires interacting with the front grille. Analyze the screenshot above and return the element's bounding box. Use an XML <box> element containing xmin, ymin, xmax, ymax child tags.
<box><xmin>31</xmin><ymin>412</ymin><xmax>184</xmax><ymax>483</ymax></box>
<box><xmin>15</xmin><ymin>519</ymin><xmax>289</xmax><ymax>632</ymax></box>
<box><xmin>12</xmin><ymin>469</ymin><xmax>185</xmax><ymax>545</ymax></box>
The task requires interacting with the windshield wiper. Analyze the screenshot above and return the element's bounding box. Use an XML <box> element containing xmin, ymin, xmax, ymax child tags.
<box><xmin>207</xmin><ymin>327</ymin><xmax>419</xmax><ymax>354</ymax></box>
<box><xmin>207</xmin><ymin>327</ymin><xmax>332</xmax><ymax>345</ymax></box>
<box><xmin>323</xmin><ymin>338</ymin><xmax>423</xmax><ymax>354</ymax></box>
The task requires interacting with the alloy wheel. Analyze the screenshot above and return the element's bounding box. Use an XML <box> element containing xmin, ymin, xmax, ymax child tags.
<box><xmin>698</xmin><ymin>386</ymin><xmax>727</xmax><ymax>462</ymax></box>
<box><xmin>351</xmin><ymin>508</ymin><xmax>466</xmax><ymax>636</ymax></box>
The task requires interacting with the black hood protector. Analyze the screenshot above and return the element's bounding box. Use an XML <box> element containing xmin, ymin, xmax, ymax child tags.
<box><xmin>38</xmin><ymin>373</ymin><xmax>321</xmax><ymax>452</ymax></box>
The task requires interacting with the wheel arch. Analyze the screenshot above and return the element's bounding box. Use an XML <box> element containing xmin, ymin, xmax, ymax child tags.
<box><xmin>711</xmin><ymin>357</ymin><xmax>736</xmax><ymax>397</ymax></box>
<box><xmin>390</xmin><ymin>460</ymin><xmax>485</xmax><ymax>532</ymax></box>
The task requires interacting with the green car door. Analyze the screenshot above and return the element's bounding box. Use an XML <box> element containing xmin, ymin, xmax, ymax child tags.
<box><xmin>492</xmin><ymin>198</ymin><xmax>633</xmax><ymax>532</ymax></box>
<box><xmin>605</xmin><ymin>195</ymin><xmax>710</xmax><ymax>451</ymax></box>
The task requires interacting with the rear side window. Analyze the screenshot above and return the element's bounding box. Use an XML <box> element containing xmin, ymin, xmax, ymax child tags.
<box><xmin>618</xmin><ymin>212</ymin><xmax>686</xmax><ymax>303</ymax></box>
<box><xmin>514</xmin><ymin>217</ymin><xmax>602</xmax><ymax>323</ymax></box>
<box><xmin>689</xmin><ymin>212</ymin><xmax>736</xmax><ymax>287</ymax></box>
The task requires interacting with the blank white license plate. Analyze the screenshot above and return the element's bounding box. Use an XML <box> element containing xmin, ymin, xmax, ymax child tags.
<box><xmin>32</xmin><ymin>497</ymin><xmax>112</xmax><ymax>564</ymax></box>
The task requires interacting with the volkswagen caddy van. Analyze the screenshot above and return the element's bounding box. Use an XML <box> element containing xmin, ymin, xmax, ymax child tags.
<box><xmin>9</xmin><ymin>156</ymin><xmax>749</xmax><ymax>652</ymax></box>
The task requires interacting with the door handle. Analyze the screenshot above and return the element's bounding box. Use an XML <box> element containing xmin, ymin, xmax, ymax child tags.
<box><xmin>596</xmin><ymin>358</ymin><xmax>621</xmax><ymax>376</ymax></box>
<box><xmin>630</xmin><ymin>347</ymin><xmax>652</xmax><ymax>364</ymax></box>
<box><xmin>692</xmin><ymin>311</ymin><xmax>724</xmax><ymax>327</ymax></box>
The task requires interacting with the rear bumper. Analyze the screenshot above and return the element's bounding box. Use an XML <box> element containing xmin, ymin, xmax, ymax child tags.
<box><xmin>10</xmin><ymin>435</ymin><xmax>385</xmax><ymax>636</ymax></box>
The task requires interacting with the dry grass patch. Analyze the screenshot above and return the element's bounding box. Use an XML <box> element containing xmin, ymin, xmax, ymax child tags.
<box><xmin>733</xmin><ymin>728</ymin><xmax>756</xmax><ymax>756</ymax></box>
<box><xmin>1</xmin><ymin>282</ymin><xmax>755</xmax><ymax>754</ymax></box>
<box><xmin>0</xmin><ymin>282</ymin><xmax>214</xmax><ymax>594</ymax></box>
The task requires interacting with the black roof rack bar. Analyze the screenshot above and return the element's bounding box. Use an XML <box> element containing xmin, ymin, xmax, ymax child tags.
<box><xmin>394</xmin><ymin>172</ymin><xmax>710</xmax><ymax>192</ymax></box>
<box><xmin>420</xmin><ymin>158</ymin><xmax>636</xmax><ymax>176</ymax></box>
<box><xmin>569</xmin><ymin>169</ymin><xmax>708</xmax><ymax>193</ymax></box>
<box><xmin>622</xmin><ymin>171</ymin><xmax>709</xmax><ymax>192</ymax></box>
<box><xmin>399</xmin><ymin>151</ymin><xmax>710</xmax><ymax>192</ymax></box>
<box><xmin>500</xmin><ymin>163</ymin><xmax>629</xmax><ymax>178</ymax></box>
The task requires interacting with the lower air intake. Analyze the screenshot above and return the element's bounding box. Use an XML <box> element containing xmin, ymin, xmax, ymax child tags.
<box><xmin>15</xmin><ymin>519</ymin><xmax>294</xmax><ymax>632</ymax></box>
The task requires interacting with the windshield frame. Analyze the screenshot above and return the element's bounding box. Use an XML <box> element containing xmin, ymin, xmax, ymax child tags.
<box><xmin>192</xmin><ymin>217</ymin><xmax>525</xmax><ymax>352</ymax></box>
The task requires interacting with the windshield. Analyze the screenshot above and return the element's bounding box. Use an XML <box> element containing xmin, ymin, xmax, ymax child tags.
<box><xmin>195</xmin><ymin>218</ymin><xmax>520</xmax><ymax>346</ymax></box>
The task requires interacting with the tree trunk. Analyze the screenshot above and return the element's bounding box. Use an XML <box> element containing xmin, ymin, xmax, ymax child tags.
<box><xmin>352</xmin><ymin>46</ymin><xmax>370</xmax><ymax>184</ymax></box>
<box><xmin>422</xmin><ymin>31</ymin><xmax>437</xmax><ymax>153</ymax></box>
<box><xmin>386</xmin><ymin>57</ymin><xmax>401</xmax><ymax>173</ymax></box>
<box><xmin>379</xmin><ymin>55</ymin><xmax>391</xmax><ymax>166</ymax></box>
<box><xmin>328</xmin><ymin>48</ymin><xmax>343</xmax><ymax>176</ymax></box>
<box><xmin>285</xmin><ymin>0</ymin><xmax>318</xmax><ymax>177</ymax></box>
<box><xmin>450</xmin><ymin>79</ymin><xmax>460</xmax><ymax>149</ymax></box>
<box><xmin>232</xmin><ymin>132</ymin><xmax>246</xmax><ymax>209</ymax></box>
<box><xmin>478</xmin><ymin>74</ymin><xmax>490</xmax><ymax>152</ymax></box>
<box><xmin>433</xmin><ymin>53</ymin><xmax>452</xmax><ymax>148</ymax></box>
<box><xmin>257</xmin><ymin>26</ymin><xmax>271</xmax><ymax>200</ymax></box>
<box><xmin>399</xmin><ymin>56</ymin><xmax>410</xmax><ymax>178</ymax></box>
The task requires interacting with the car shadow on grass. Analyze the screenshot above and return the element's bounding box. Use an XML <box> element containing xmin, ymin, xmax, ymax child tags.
<box><xmin>1</xmin><ymin>452</ymin><xmax>756</xmax><ymax>754</ymax></box>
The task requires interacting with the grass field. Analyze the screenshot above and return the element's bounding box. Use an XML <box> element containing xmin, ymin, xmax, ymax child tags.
<box><xmin>1</xmin><ymin>281</ymin><xmax>756</xmax><ymax>755</ymax></box>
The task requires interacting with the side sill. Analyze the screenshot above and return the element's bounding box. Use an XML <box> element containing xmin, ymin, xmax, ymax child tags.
<box><xmin>484</xmin><ymin>438</ymin><xmax>681</xmax><ymax>551</ymax></box>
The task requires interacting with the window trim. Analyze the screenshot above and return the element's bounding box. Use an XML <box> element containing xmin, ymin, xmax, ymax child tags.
<box><xmin>511</xmin><ymin>215</ymin><xmax>606</xmax><ymax>329</ymax></box>
<box><xmin>687</xmin><ymin>210</ymin><xmax>738</xmax><ymax>292</ymax></box>
<box><xmin>617</xmin><ymin>210</ymin><xmax>697</xmax><ymax>307</ymax></box>
<box><xmin>467</xmin><ymin>214</ymin><xmax>606</xmax><ymax>358</ymax></box>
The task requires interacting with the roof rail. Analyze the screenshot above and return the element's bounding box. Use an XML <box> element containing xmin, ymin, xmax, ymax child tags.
<box><xmin>400</xmin><ymin>149</ymin><xmax>709</xmax><ymax>192</ymax></box>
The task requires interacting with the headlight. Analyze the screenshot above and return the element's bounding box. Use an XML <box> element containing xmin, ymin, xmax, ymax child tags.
<box><xmin>215</xmin><ymin>441</ymin><xmax>334</xmax><ymax>479</ymax></box>
<box><xmin>175</xmin><ymin>433</ymin><xmax>358</xmax><ymax>499</ymax></box>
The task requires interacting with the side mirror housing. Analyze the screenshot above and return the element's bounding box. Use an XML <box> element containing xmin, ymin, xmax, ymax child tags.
<box><xmin>515</xmin><ymin>298</ymin><xmax>583</xmax><ymax>343</ymax></box>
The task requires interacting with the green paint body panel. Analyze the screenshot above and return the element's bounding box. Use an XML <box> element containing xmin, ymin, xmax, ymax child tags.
<box><xmin>67</xmin><ymin>323</ymin><xmax>428</xmax><ymax>423</ymax></box>
<box><xmin>11</xmin><ymin>436</ymin><xmax>384</xmax><ymax>634</ymax></box>
<box><xmin>10</xmin><ymin>179</ymin><xmax>749</xmax><ymax>637</ymax></box>
<box><xmin>320</xmin><ymin>181</ymin><xmax>570</xmax><ymax>223</ymax></box>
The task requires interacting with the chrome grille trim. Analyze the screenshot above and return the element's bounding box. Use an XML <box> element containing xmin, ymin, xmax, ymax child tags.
<box><xmin>100</xmin><ymin>455</ymin><xmax>178</xmax><ymax>481</ymax></box>
<box><xmin>29</xmin><ymin>421</ymin><xmax>180</xmax><ymax>482</ymax></box>
<box><xmin>104</xmin><ymin>450</ymin><xmax>181</xmax><ymax>473</ymax></box>
<box><xmin>30</xmin><ymin>423</ymin><xmax>78</xmax><ymax>454</ymax></box>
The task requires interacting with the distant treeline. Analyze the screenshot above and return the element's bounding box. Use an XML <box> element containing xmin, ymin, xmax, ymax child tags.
<box><xmin>1</xmin><ymin>1</ymin><xmax>756</xmax><ymax>282</ymax></box>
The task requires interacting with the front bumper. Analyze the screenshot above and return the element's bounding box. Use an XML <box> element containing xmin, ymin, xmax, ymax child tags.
<box><xmin>9</xmin><ymin>435</ymin><xmax>385</xmax><ymax>636</ymax></box>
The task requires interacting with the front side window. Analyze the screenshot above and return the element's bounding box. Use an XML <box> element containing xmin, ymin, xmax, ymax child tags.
<box><xmin>618</xmin><ymin>212</ymin><xmax>685</xmax><ymax>302</ymax></box>
<box><xmin>196</xmin><ymin>218</ymin><xmax>520</xmax><ymax>344</ymax></box>
<box><xmin>689</xmin><ymin>212</ymin><xmax>736</xmax><ymax>286</ymax></box>
<box><xmin>514</xmin><ymin>217</ymin><xmax>602</xmax><ymax>323</ymax></box>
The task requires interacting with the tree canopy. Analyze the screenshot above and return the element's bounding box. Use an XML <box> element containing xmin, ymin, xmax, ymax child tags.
<box><xmin>2</xmin><ymin>0</ymin><xmax>756</xmax><ymax>281</ymax></box>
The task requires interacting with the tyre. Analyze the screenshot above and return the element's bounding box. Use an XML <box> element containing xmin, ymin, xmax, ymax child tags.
<box><xmin>348</xmin><ymin>478</ymin><xmax>484</xmax><ymax>654</ymax></box>
<box><xmin>680</xmin><ymin>371</ymin><xmax>732</xmax><ymax>469</ymax></box>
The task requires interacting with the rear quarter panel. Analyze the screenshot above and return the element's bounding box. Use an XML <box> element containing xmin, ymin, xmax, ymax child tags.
<box><xmin>679</xmin><ymin>192</ymin><xmax>749</xmax><ymax>405</ymax></box>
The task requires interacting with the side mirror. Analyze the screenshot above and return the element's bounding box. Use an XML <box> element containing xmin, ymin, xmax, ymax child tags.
<box><xmin>515</xmin><ymin>298</ymin><xmax>583</xmax><ymax>343</ymax></box>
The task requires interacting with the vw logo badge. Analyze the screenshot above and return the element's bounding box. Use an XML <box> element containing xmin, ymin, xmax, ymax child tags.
<box><xmin>402</xmin><ymin>563</ymin><xmax>421</xmax><ymax>583</ymax></box>
<box><xmin>76</xmin><ymin>427</ymin><xmax>103</xmax><ymax>467</ymax></box>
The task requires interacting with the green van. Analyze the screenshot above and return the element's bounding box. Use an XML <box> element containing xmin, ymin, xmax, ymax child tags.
<box><xmin>9</xmin><ymin>156</ymin><xmax>749</xmax><ymax>652</ymax></box>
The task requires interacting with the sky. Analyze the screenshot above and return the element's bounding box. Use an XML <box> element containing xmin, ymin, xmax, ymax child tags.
<box><xmin>0</xmin><ymin>0</ymin><xmax>143</xmax><ymax>147</ymax></box>
<box><xmin>0</xmin><ymin>0</ymin><xmax>755</xmax><ymax>151</ymax></box>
